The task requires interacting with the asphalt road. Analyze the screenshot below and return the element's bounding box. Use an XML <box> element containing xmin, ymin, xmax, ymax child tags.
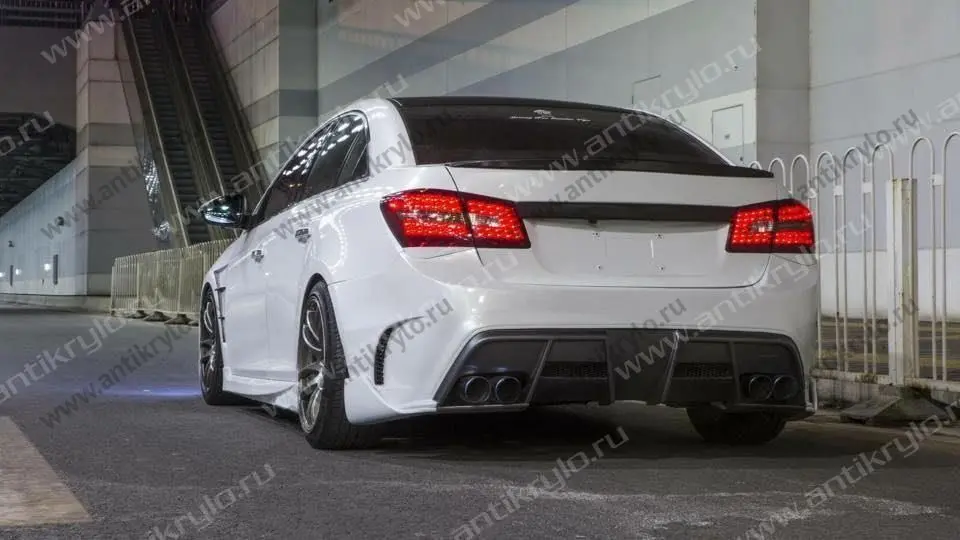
<box><xmin>2</xmin><ymin>304</ymin><xmax>960</xmax><ymax>539</ymax></box>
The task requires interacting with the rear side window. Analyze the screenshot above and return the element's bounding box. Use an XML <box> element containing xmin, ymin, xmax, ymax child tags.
<box><xmin>301</xmin><ymin>114</ymin><xmax>365</xmax><ymax>201</ymax></box>
<box><xmin>396</xmin><ymin>104</ymin><xmax>729</xmax><ymax>169</ymax></box>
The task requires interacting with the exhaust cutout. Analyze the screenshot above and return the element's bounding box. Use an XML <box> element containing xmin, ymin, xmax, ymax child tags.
<box><xmin>772</xmin><ymin>375</ymin><xmax>799</xmax><ymax>401</ymax></box>
<box><xmin>746</xmin><ymin>374</ymin><xmax>773</xmax><ymax>401</ymax></box>
<box><xmin>492</xmin><ymin>376</ymin><xmax>522</xmax><ymax>404</ymax></box>
<box><xmin>458</xmin><ymin>376</ymin><xmax>491</xmax><ymax>404</ymax></box>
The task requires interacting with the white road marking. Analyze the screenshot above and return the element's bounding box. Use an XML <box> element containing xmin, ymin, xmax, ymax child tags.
<box><xmin>527</xmin><ymin>490</ymin><xmax>943</xmax><ymax>534</ymax></box>
<box><xmin>0</xmin><ymin>417</ymin><xmax>90</xmax><ymax>526</ymax></box>
<box><xmin>267</xmin><ymin>478</ymin><xmax>945</xmax><ymax>537</ymax></box>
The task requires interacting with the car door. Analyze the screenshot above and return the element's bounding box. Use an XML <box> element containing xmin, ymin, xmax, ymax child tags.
<box><xmin>224</xmin><ymin>149</ymin><xmax>308</xmax><ymax>381</ymax></box>
<box><xmin>217</xmin><ymin>230</ymin><xmax>264</xmax><ymax>377</ymax></box>
<box><xmin>263</xmin><ymin>113</ymin><xmax>370</xmax><ymax>378</ymax></box>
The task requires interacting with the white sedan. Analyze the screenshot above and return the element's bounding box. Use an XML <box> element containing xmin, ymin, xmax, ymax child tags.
<box><xmin>197</xmin><ymin>97</ymin><xmax>819</xmax><ymax>450</ymax></box>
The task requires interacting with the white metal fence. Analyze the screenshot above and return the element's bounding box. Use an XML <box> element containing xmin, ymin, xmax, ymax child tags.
<box><xmin>110</xmin><ymin>240</ymin><xmax>231</xmax><ymax>321</ymax></box>
<box><xmin>751</xmin><ymin>134</ymin><xmax>960</xmax><ymax>390</ymax></box>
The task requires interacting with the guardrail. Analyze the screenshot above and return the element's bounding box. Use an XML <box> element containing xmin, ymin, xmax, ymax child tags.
<box><xmin>750</xmin><ymin>133</ymin><xmax>960</xmax><ymax>393</ymax></box>
<box><xmin>110</xmin><ymin>240</ymin><xmax>231</xmax><ymax>322</ymax></box>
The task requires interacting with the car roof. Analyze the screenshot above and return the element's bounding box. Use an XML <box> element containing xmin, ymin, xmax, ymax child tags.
<box><xmin>388</xmin><ymin>96</ymin><xmax>636</xmax><ymax>114</ymax></box>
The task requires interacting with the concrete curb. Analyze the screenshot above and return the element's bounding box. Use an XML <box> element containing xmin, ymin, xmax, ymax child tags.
<box><xmin>816</xmin><ymin>375</ymin><xmax>960</xmax><ymax>412</ymax></box>
<box><xmin>806</xmin><ymin>408</ymin><xmax>960</xmax><ymax>440</ymax></box>
<box><xmin>0</xmin><ymin>294</ymin><xmax>111</xmax><ymax>313</ymax></box>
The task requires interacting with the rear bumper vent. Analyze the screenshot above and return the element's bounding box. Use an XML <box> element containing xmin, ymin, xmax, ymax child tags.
<box><xmin>540</xmin><ymin>361</ymin><xmax>608</xmax><ymax>378</ymax></box>
<box><xmin>433</xmin><ymin>329</ymin><xmax>806</xmax><ymax>412</ymax></box>
<box><xmin>373</xmin><ymin>326</ymin><xmax>396</xmax><ymax>385</ymax></box>
<box><xmin>672</xmin><ymin>363</ymin><xmax>733</xmax><ymax>379</ymax></box>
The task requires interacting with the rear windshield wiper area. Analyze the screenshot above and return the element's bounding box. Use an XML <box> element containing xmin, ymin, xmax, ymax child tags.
<box><xmin>441</xmin><ymin>158</ymin><xmax>774</xmax><ymax>179</ymax></box>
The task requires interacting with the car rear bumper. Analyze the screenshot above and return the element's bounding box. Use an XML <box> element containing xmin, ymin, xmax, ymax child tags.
<box><xmin>333</xmin><ymin>251</ymin><xmax>818</xmax><ymax>424</ymax></box>
<box><xmin>342</xmin><ymin>322</ymin><xmax>816</xmax><ymax>424</ymax></box>
<box><xmin>432</xmin><ymin>328</ymin><xmax>811</xmax><ymax>416</ymax></box>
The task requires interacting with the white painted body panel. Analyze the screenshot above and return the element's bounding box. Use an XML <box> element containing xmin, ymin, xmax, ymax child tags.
<box><xmin>201</xmin><ymin>98</ymin><xmax>819</xmax><ymax>425</ymax></box>
<box><xmin>446</xmin><ymin>168</ymin><xmax>779</xmax><ymax>288</ymax></box>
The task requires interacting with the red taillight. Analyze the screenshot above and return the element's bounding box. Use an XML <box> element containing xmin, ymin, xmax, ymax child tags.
<box><xmin>381</xmin><ymin>189</ymin><xmax>530</xmax><ymax>248</ymax></box>
<box><xmin>726</xmin><ymin>199</ymin><xmax>814</xmax><ymax>253</ymax></box>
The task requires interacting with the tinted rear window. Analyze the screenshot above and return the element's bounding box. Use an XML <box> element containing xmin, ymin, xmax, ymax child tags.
<box><xmin>396</xmin><ymin>104</ymin><xmax>730</xmax><ymax>169</ymax></box>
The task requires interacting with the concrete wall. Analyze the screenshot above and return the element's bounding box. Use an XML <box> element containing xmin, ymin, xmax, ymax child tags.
<box><xmin>0</xmin><ymin>26</ymin><xmax>76</xmax><ymax>125</ymax></box>
<box><xmin>210</xmin><ymin>0</ymin><xmax>771</xmax><ymax>163</ymax></box>
<box><xmin>0</xmin><ymin>25</ymin><xmax>83</xmax><ymax>295</ymax></box>
<box><xmin>809</xmin><ymin>0</ymin><xmax>960</xmax><ymax>250</ymax></box>
<box><xmin>210</xmin><ymin>0</ymin><xmax>281</xmax><ymax>163</ymax></box>
<box><xmin>316</xmin><ymin>0</ymin><xmax>761</xmax><ymax>163</ymax></box>
<box><xmin>277</xmin><ymin>0</ymin><xmax>319</xmax><ymax>151</ymax></box>
<box><xmin>0</xmin><ymin>8</ymin><xmax>157</xmax><ymax>298</ymax></box>
<box><xmin>808</xmin><ymin>0</ymin><xmax>960</xmax><ymax>319</ymax></box>
<box><xmin>0</xmin><ymin>159</ymin><xmax>82</xmax><ymax>295</ymax></box>
<box><xmin>210</xmin><ymin>0</ymin><xmax>320</xmax><ymax>167</ymax></box>
<box><xmin>755</xmin><ymin>0</ymin><xmax>809</xmax><ymax>167</ymax></box>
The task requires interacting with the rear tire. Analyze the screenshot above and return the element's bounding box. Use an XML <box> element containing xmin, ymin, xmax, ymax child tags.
<box><xmin>298</xmin><ymin>281</ymin><xmax>380</xmax><ymax>450</ymax></box>
<box><xmin>687</xmin><ymin>407</ymin><xmax>786</xmax><ymax>445</ymax></box>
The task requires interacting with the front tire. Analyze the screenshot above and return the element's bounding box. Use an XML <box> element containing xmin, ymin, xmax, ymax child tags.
<box><xmin>199</xmin><ymin>289</ymin><xmax>241</xmax><ymax>405</ymax></box>
<box><xmin>298</xmin><ymin>281</ymin><xmax>380</xmax><ymax>450</ymax></box>
<box><xmin>687</xmin><ymin>407</ymin><xmax>786</xmax><ymax>445</ymax></box>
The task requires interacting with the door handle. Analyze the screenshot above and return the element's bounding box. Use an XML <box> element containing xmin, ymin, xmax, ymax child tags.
<box><xmin>251</xmin><ymin>249</ymin><xmax>264</xmax><ymax>263</ymax></box>
<box><xmin>295</xmin><ymin>228</ymin><xmax>311</xmax><ymax>244</ymax></box>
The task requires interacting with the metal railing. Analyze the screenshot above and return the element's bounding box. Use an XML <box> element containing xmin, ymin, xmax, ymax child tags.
<box><xmin>110</xmin><ymin>240</ymin><xmax>231</xmax><ymax>321</ymax></box>
<box><xmin>750</xmin><ymin>133</ymin><xmax>960</xmax><ymax>391</ymax></box>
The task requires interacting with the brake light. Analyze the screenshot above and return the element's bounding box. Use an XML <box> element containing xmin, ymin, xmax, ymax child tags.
<box><xmin>381</xmin><ymin>189</ymin><xmax>530</xmax><ymax>248</ymax></box>
<box><xmin>726</xmin><ymin>199</ymin><xmax>814</xmax><ymax>253</ymax></box>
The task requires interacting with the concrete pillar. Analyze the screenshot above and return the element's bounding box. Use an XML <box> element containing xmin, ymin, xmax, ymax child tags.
<box><xmin>209</xmin><ymin>0</ymin><xmax>318</xmax><ymax>176</ymax></box>
<box><xmin>277</xmin><ymin>0</ymin><xmax>319</xmax><ymax>161</ymax></box>
<box><xmin>755</xmin><ymin>0</ymin><xmax>811</xmax><ymax>170</ymax></box>
<box><xmin>210</xmin><ymin>0</ymin><xmax>281</xmax><ymax>180</ymax></box>
<box><xmin>75</xmin><ymin>4</ymin><xmax>155</xmax><ymax>295</ymax></box>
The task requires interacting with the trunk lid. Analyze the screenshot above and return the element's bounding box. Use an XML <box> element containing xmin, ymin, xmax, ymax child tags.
<box><xmin>446</xmin><ymin>167</ymin><xmax>778</xmax><ymax>288</ymax></box>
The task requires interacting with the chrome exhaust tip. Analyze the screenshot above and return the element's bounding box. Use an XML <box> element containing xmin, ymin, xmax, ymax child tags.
<box><xmin>458</xmin><ymin>376</ymin><xmax>491</xmax><ymax>404</ymax></box>
<box><xmin>772</xmin><ymin>375</ymin><xmax>799</xmax><ymax>401</ymax></box>
<box><xmin>746</xmin><ymin>374</ymin><xmax>774</xmax><ymax>401</ymax></box>
<box><xmin>492</xmin><ymin>376</ymin><xmax>522</xmax><ymax>404</ymax></box>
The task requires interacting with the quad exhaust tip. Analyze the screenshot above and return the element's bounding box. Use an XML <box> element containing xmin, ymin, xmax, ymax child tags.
<box><xmin>457</xmin><ymin>375</ymin><xmax>522</xmax><ymax>404</ymax></box>
<box><xmin>458</xmin><ymin>376</ymin><xmax>491</xmax><ymax>404</ymax></box>
<box><xmin>772</xmin><ymin>375</ymin><xmax>799</xmax><ymax>401</ymax></box>
<box><xmin>746</xmin><ymin>374</ymin><xmax>774</xmax><ymax>401</ymax></box>
<box><xmin>492</xmin><ymin>376</ymin><xmax>522</xmax><ymax>404</ymax></box>
<box><xmin>744</xmin><ymin>374</ymin><xmax>798</xmax><ymax>401</ymax></box>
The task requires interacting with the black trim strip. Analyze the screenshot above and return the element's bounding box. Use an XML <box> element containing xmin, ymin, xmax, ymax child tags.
<box><xmin>391</xmin><ymin>96</ymin><xmax>631</xmax><ymax>113</ymax></box>
<box><xmin>373</xmin><ymin>324</ymin><xmax>400</xmax><ymax>385</ymax></box>
<box><xmin>444</xmin><ymin>159</ymin><xmax>773</xmax><ymax>178</ymax></box>
<box><xmin>514</xmin><ymin>202</ymin><xmax>736</xmax><ymax>223</ymax></box>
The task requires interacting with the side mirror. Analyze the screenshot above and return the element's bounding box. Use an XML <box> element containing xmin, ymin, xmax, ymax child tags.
<box><xmin>199</xmin><ymin>193</ymin><xmax>248</xmax><ymax>229</ymax></box>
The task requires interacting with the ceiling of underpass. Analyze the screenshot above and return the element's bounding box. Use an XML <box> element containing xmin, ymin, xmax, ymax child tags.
<box><xmin>0</xmin><ymin>113</ymin><xmax>74</xmax><ymax>217</ymax></box>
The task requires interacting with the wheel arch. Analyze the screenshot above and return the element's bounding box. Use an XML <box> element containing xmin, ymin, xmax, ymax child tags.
<box><xmin>299</xmin><ymin>272</ymin><xmax>329</xmax><ymax>321</ymax></box>
<box><xmin>200</xmin><ymin>281</ymin><xmax>218</xmax><ymax>324</ymax></box>
<box><xmin>294</xmin><ymin>267</ymin><xmax>336</xmax><ymax>332</ymax></box>
<box><xmin>298</xmin><ymin>272</ymin><xmax>352</xmax><ymax>380</ymax></box>
<box><xmin>201</xmin><ymin>281</ymin><xmax>214</xmax><ymax>300</ymax></box>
